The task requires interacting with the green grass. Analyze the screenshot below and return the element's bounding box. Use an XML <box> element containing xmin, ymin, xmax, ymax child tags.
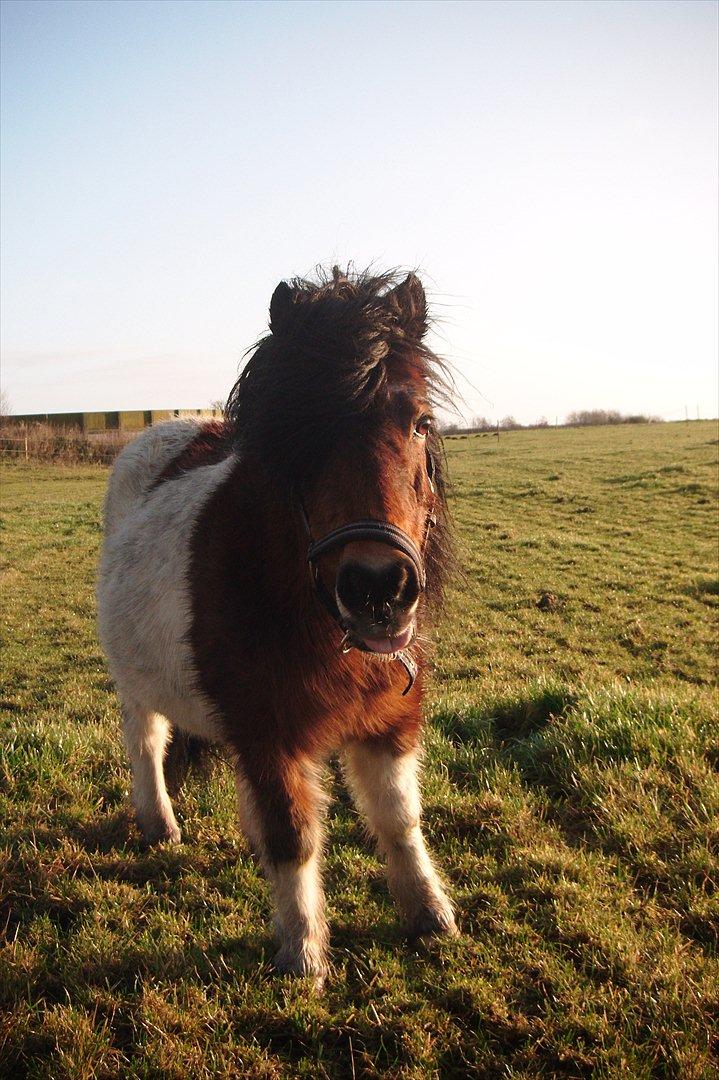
<box><xmin>1</xmin><ymin>421</ymin><xmax>718</xmax><ymax>1079</ymax></box>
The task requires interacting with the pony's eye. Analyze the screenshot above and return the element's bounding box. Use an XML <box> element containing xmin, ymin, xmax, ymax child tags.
<box><xmin>414</xmin><ymin>416</ymin><xmax>432</xmax><ymax>439</ymax></box>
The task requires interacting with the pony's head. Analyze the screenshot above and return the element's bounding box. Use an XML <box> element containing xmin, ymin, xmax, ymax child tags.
<box><xmin>226</xmin><ymin>267</ymin><xmax>453</xmax><ymax>651</ymax></box>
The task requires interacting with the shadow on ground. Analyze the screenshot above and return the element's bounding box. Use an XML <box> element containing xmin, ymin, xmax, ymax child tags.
<box><xmin>432</xmin><ymin>686</ymin><xmax>578</xmax><ymax>748</ymax></box>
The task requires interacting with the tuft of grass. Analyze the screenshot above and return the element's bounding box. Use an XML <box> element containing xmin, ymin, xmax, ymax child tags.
<box><xmin>1</xmin><ymin>422</ymin><xmax>718</xmax><ymax>1078</ymax></box>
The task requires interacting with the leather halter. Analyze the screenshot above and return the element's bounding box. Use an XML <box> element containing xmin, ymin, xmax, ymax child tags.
<box><xmin>299</xmin><ymin>488</ymin><xmax>436</xmax><ymax>696</ymax></box>
<box><xmin>307</xmin><ymin>521</ymin><xmax>427</xmax><ymax>589</ymax></box>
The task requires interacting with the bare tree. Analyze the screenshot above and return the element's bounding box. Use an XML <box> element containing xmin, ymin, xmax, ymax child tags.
<box><xmin>0</xmin><ymin>389</ymin><xmax>12</xmax><ymax>420</ymax></box>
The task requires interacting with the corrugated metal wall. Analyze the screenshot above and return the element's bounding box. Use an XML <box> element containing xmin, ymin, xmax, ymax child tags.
<box><xmin>9</xmin><ymin>409</ymin><xmax>222</xmax><ymax>432</ymax></box>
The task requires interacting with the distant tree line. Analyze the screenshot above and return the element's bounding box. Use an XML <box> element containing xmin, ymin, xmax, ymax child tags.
<box><xmin>565</xmin><ymin>409</ymin><xmax>662</xmax><ymax>426</ymax></box>
<box><xmin>441</xmin><ymin>409</ymin><xmax>662</xmax><ymax>435</ymax></box>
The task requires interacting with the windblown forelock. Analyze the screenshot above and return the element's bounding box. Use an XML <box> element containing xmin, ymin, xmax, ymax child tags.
<box><xmin>225</xmin><ymin>267</ymin><xmax>451</xmax><ymax>480</ymax></box>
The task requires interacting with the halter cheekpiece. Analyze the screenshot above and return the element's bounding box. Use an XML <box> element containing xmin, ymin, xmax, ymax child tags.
<box><xmin>299</xmin><ymin>500</ymin><xmax>436</xmax><ymax>695</ymax></box>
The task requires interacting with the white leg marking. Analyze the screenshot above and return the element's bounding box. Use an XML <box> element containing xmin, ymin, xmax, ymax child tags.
<box><xmin>123</xmin><ymin>706</ymin><xmax>181</xmax><ymax>844</ymax></box>
<box><xmin>270</xmin><ymin>852</ymin><xmax>329</xmax><ymax>983</ymax></box>
<box><xmin>235</xmin><ymin>768</ymin><xmax>329</xmax><ymax>983</ymax></box>
<box><xmin>344</xmin><ymin>743</ymin><xmax>457</xmax><ymax>938</ymax></box>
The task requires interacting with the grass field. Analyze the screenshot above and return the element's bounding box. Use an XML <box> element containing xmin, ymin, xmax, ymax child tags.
<box><xmin>1</xmin><ymin>421</ymin><xmax>718</xmax><ymax>1079</ymax></box>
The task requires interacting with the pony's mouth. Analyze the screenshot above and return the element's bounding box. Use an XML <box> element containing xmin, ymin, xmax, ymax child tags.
<box><xmin>335</xmin><ymin>594</ymin><xmax>418</xmax><ymax>656</ymax></box>
<box><xmin>357</xmin><ymin>623</ymin><xmax>415</xmax><ymax>654</ymax></box>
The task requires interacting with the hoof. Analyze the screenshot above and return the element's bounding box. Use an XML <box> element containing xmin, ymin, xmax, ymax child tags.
<box><xmin>274</xmin><ymin>946</ymin><xmax>328</xmax><ymax>989</ymax></box>
<box><xmin>406</xmin><ymin>902</ymin><xmax>458</xmax><ymax>942</ymax></box>
<box><xmin>138</xmin><ymin>818</ymin><xmax>182</xmax><ymax>846</ymax></box>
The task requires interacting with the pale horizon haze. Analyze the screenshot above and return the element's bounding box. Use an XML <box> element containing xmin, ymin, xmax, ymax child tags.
<box><xmin>1</xmin><ymin>0</ymin><xmax>717</xmax><ymax>424</ymax></box>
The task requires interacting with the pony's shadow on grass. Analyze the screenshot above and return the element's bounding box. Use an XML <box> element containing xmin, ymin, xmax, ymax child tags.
<box><xmin>431</xmin><ymin>687</ymin><xmax>578</xmax><ymax>800</ymax></box>
<box><xmin>4</xmin><ymin>811</ymin><xmax>135</xmax><ymax>859</ymax></box>
<box><xmin>433</xmin><ymin>686</ymin><xmax>577</xmax><ymax>749</ymax></box>
<box><xmin>30</xmin><ymin>926</ymin><xmax>270</xmax><ymax>1006</ymax></box>
<box><xmin>7</xmin><ymin>808</ymin><xmax>240</xmax><ymax>893</ymax></box>
<box><xmin>68</xmin><ymin>808</ymin><xmax>137</xmax><ymax>853</ymax></box>
<box><xmin>6</xmin><ymin>817</ymin><xmax>216</xmax><ymax>907</ymax></box>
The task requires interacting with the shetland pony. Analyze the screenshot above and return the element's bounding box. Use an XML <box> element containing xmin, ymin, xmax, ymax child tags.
<box><xmin>97</xmin><ymin>268</ymin><xmax>457</xmax><ymax>983</ymax></box>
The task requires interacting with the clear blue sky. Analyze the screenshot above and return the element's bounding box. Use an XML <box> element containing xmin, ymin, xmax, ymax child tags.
<box><xmin>1</xmin><ymin>0</ymin><xmax>717</xmax><ymax>423</ymax></box>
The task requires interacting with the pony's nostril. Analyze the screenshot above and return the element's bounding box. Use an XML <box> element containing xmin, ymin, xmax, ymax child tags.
<box><xmin>396</xmin><ymin>561</ymin><xmax>420</xmax><ymax>606</ymax></box>
<box><xmin>336</xmin><ymin>564</ymin><xmax>367</xmax><ymax>612</ymax></box>
<box><xmin>337</xmin><ymin>559</ymin><xmax>419</xmax><ymax>616</ymax></box>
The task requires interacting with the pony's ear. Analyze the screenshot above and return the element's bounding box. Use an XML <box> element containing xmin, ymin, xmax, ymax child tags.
<box><xmin>386</xmin><ymin>273</ymin><xmax>428</xmax><ymax>340</ymax></box>
<box><xmin>269</xmin><ymin>281</ymin><xmax>295</xmax><ymax>335</ymax></box>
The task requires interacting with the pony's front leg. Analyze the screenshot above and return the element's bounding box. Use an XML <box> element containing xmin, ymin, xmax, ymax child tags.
<box><xmin>344</xmin><ymin>739</ymin><xmax>457</xmax><ymax>940</ymax></box>
<box><xmin>236</xmin><ymin>755</ymin><xmax>329</xmax><ymax>984</ymax></box>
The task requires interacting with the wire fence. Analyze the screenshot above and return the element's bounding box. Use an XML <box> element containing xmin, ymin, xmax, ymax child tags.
<box><xmin>0</xmin><ymin>435</ymin><xmax>29</xmax><ymax>460</ymax></box>
<box><xmin>0</xmin><ymin>424</ymin><xmax>136</xmax><ymax>465</ymax></box>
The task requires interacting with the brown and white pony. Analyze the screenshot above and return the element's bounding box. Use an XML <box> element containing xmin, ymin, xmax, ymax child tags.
<box><xmin>97</xmin><ymin>268</ymin><xmax>457</xmax><ymax>983</ymax></box>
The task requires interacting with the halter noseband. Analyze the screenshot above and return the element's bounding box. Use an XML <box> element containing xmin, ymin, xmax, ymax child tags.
<box><xmin>307</xmin><ymin>521</ymin><xmax>427</xmax><ymax>589</ymax></box>
<box><xmin>299</xmin><ymin>500</ymin><xmax>436</xmax><ymax>696</ymax></box>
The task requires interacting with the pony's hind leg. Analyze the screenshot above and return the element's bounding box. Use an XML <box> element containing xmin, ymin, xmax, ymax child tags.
<box><xmin>122</xmin><ymin>703</ymin><xmax>181</xmax><ymax>845</ymax></box>
<box><xmin>344</xmin><ymin>740</ymin><xmax>456</xmax><ymax>940</ymax></box>
<box><xmin>235</xmin><ymin>754</ymin><xmax>328</xmax><ymax>984</ymax></box>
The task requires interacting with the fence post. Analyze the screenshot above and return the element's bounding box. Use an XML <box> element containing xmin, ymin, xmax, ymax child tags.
<box><xmin>24</xmin><ymin>436</ymin><xmax>28</xmax><ymax>461</ymax></box>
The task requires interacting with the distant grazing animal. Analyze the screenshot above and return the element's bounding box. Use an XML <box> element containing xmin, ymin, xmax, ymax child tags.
<box><xmin>97</xmin><ymin>268</ymin><xmax>457</xmax><ymax>983</ymax></box>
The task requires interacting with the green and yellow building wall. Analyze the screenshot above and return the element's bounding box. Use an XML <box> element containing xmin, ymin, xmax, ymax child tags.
<box><xmin>9</xmin><ymin>409</ymin><xmax>222</xmax><ymax>432</ymax></box>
